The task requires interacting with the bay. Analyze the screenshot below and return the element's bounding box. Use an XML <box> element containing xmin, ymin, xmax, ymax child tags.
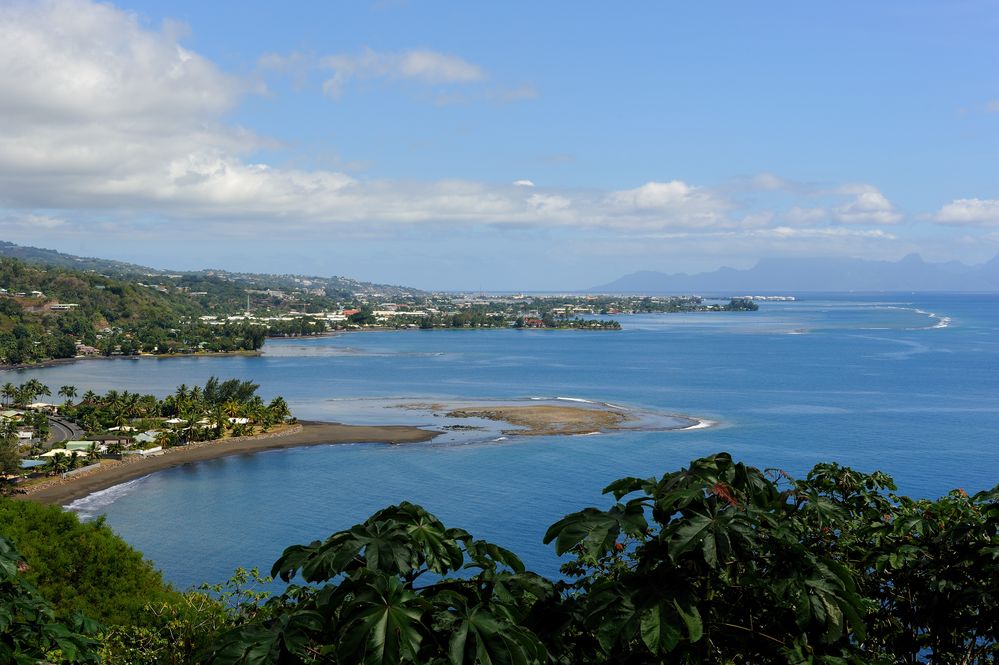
<box><xmin>7</xmin><ymin>293</ymin><xmax>998</xmax><ymax>589</ymax></box>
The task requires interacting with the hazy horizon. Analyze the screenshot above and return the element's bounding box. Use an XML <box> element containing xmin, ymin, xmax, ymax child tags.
<box><xmin>1</xmin><ymin>1</ymin><xmax>997</xmax><ymax>290</ymax></box>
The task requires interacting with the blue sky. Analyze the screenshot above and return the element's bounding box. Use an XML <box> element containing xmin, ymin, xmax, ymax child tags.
<box><xmin>0</xmin><ymin>0</ymin><xmax>997</xmax><ymax>289</ymax></box>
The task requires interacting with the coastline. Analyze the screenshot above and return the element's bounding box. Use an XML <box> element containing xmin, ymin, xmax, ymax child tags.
<box><xmin>13</xmin><ymin>402</ymin><xmax>712</xmax><ymax>508</ymax></box>
<box><xmin>17</xmin><ymin>420</ymin><xmax>439</xmax><ymax>506</ymax></box>
<box><xmin>0</xmin><ymin>349</ymin><xmax>263</xmax><ymax>373</ymax></box>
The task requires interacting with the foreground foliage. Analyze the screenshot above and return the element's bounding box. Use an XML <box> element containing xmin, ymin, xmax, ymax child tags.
<box><xmin>0</xmin><ymin>535</ymin><xmax>100</xmax><ymax>663</ymax></box>
<box><xmin>213</xmin><ymin>453</ymin><xmax>998</xmax><ymax>664</ymax></box>
<box><xmin>2</xmin><ymin>452</ymin><xmax>997</xmax><ymax>663</ymax></box>
<box><xmin>0</xmin><ymin>499</ymin><xmax>177</xmax><ymax>626</ymax></box>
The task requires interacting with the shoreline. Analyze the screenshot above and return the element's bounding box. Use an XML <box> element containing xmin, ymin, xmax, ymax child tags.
<box><xmin>0</xmin><ymin>349</ymin><xmax>263</xmax><ymax>373</ymax></box>
<box><xmin>14</xmin><ymin>404</ymin><xmax>713</xmax><ymax>508</ymax></box>
<box><xmin>16</xmin><ymin>420</ymin><xmax>439</xmax><ymax>506</ymax></box>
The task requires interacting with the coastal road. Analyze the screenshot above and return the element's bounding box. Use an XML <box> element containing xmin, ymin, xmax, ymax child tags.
<box><xmin>47</xmin><ymin>416</ymin><xmax>84</xmax><ymax>446</ymax></box>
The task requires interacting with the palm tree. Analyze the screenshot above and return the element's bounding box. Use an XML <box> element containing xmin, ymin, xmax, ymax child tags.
<box><xmin>211</xmin><ymin>404</ymin><xmax>227</xmax><ymax>439</ymax></box>
<box><xmin>46</xmin><ymin>451</ymin><xmax>69</xmax><ymax>476</ymax></box>
<box><xmin>268</xmin><ymin>396</ymin><xmax>291</xmax><ymax>422</ymax></box>
<box><xmin>154</xmin><ymin>430</ymin><xmax>176</xmax><ymax>449</ymax></box>
<box><xmin>80</xmin><ymin>390</ymin><xmax>97</xmax><ymax>405</ymax></box>
<box><xmin>20</xmin><ymin>379</ymin><xmax>49</xmax><ymax>404</ymax></box>
<box><xmin>1</xmin><ymin>382</ymin><xmax>15</xmax><ymax>407</ymax></box>
<box><xmin>58</xmin><ymin>385</ymin><xmax>78</xmax><ymax>404</ymax></box>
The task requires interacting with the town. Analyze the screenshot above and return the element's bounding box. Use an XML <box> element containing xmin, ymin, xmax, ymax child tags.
<box><xmin>0</xmin><ymin>250</ymin><xmax>760</xmax><ymax>366</ymax></box>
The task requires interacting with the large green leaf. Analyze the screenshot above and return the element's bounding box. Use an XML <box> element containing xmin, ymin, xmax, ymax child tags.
<box><xmin>339</xmin><ymin>575</ymin><xmax>425</xmax><ymax>665</ymax></box>
<box><xmin>543</xmin><ymin>502</ymin><xmax>648</xmax><ymax>558</ymax></box>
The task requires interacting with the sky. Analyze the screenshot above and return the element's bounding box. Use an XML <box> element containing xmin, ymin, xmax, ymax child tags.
<box><xmin>0</xmin><ymin>0</ymin><xmax>997</xmax><ymax>290</ymax></box>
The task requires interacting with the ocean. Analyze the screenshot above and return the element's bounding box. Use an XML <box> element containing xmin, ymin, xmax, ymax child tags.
<box><xmin>7</xmin><ymin>293</ymin><xmax>998</xmax><ymax>589</ymax></box>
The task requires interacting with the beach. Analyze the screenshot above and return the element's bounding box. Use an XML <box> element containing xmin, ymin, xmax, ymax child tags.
<box><xmin>16</xmin><ymin>401</ymin><xmax>707</xmax><ymax>507</ymax></box>
<box><xmin>18</xmin><ymin>420</ymin><xmax>439</xmax><ymax>506</ymax></box>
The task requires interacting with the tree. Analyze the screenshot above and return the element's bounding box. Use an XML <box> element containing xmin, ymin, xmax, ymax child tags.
<box><xmin>1</xmin><ymin>382</ymin><xmax>15</xmax><ymax>407</ymax></box>
<box><xmin>0</xmin><ymin>535</ymin><xmax>101</xmax><ymax>663</ymax></box>
<box><xmin>266</xmin><ymin>396</ymin><xmax>290</xmax><ymax>423</ymax></box>
<box><xmin>213</xmin><ymin>502</ymin><xmax>554</xmax><ymax>665</ymax></box>
<box><xmin>59</xmin><ymin>384</ymin><xmax>78</xmax><ymax>406</ymax></box>
<box><xmin>0</xmin><ymin>421</ymin><xmax>21</xmax><ymax>478</ymax></box>
<box><xmin>0</xmin><ymin>499</ymin><xmax>178</xmax><ymax>627</ymax></box>
<box><xmin>210</xmin><ymin>453</ymin><xmax>999</xmax><ymax>665</ymax></box>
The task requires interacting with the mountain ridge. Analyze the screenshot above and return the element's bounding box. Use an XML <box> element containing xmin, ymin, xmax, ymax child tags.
<box><xmin>590</xmin><ymin>254</ymin><xmax>999</xmax><ymax>293</ymax></box>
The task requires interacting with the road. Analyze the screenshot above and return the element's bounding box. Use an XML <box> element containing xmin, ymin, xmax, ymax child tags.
<box><xmin>47</xmin><ymin>416</ymin><xmax>85</xmax><ymax>446</ymax></box>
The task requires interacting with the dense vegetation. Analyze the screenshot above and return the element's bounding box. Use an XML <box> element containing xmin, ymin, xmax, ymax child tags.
<box><xmin>0</xmin><ymin>500</ymin><xmax>176</xmax><ymax>626</ymax></box>
<box><xmin>2</xmin><ymin>452</ymin><xmax>996</xmax><ymax>663</ymax></box>
<box><xmin>0</xmin><ymin>257</ymin><xmax>265</xmax><ymax>365</ymax></box>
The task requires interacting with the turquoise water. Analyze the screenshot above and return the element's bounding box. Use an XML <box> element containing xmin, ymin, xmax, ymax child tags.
<box><xmin>6</xmin><ymin>294</ymin><xmax>998</xmax><ymax>589</ymax></box>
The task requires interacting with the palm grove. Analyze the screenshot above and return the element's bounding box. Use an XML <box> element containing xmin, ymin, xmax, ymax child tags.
<box><xmin>1</xmin><ymin>452</ymin><xmax>997</xmax><ymax>664</ymax></box>
<box><xmin>1</xmin><ymin>377</ymin><xmax>292</xmax><ymax>479</ymax></box>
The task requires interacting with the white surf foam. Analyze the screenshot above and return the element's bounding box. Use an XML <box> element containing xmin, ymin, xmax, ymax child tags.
<box><xmin>65</xmin><ymin>475</ymin><xmax>150</xmax><ymax>520</ymax></box>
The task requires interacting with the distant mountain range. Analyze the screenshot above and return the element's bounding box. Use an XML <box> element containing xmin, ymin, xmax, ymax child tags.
<box><xmin>590</xmin><ymin>254</ymin><xmax>999</xmax><ymax>294</ymax></box>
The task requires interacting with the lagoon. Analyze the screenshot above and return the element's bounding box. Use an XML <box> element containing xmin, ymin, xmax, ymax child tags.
<box><xmin>7</xmin><ymin>293</ymin><xmax>998</xmax><ymax>589</ymax></box>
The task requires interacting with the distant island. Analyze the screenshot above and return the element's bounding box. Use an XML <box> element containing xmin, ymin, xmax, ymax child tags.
<box><xmin>591</xmin><ymin>253</ymin><xmax>999</xmax><ymax>293</ymax></box>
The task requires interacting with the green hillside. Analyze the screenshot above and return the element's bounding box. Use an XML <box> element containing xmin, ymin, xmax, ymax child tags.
<box><xmin>0</xmin><ymin>258</ymin><xmax>266</xmax><ymax>364</ymax></box>
<box><xmin>0</xmin><ymin>241</ymin><xmax>426</xmax><ymax>366</ymax></box>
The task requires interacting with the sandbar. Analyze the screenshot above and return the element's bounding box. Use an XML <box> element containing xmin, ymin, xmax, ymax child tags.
<box><xmin>447</xmin><ymin>404</ymin><xmax>632</xmax><ymax>436</ymax></box>
<box><xmin>17</xmin><ymin>420</ymin><xmax>438</xmax><ymax>506</ymax></box>
<box><xmin>16</xmin><ymin>402</ymin><xmax>709</xmax><ymax>507</ymax></box>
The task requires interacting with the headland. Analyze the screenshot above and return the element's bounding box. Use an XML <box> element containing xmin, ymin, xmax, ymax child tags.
<box><xmin>18</xmin><ymin>420</ymin><xmax>438</xmax><ymax>506</ymax></box>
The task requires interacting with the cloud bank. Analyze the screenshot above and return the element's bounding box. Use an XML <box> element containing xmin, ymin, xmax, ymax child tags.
<box><xmin>0</xmin><ymin>0</ymin><xmax>991</xmax><ymax>270</ymax></box>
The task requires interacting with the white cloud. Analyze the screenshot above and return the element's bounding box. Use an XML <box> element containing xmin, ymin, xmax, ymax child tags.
<box><xmin>932</xmin><ymin>198</ymin><xmax>999</xmax><ymax>226</ymax></box>
<box><xmin>785</xmin><ymin>206</ymin><xmax>827</xmax><ymax>225</ymax></box>
<box><xmin>605</xmin><ymin>181</ymin><xmax>732</xmax><ymax>229</ymax></box>
<box><xmin>1</xmin><ymin>212</ymin><xmax>66</xmax><ymax>229</ymax></box>
<box><xmin>760</xmin><ymin>226</ymin><xmax>896</xmax><ymax>240</ymax></box>
<box><xmin>0</xmin><ymin>0</ymin><xmax>264</xmax><ymax>209</ymax></box>
<box><xmin>832</xmin><ymin>185</ymin><xmax>902</xmax><ymax>225</ymax></box>
<box><xmin>319</xmin><ymin>48</ymin><xmax>486</xmax><ymax>98</ymax></box>
<box><xmin>0</xmin><ymin>0</ymin><xmax>915</xmax><ymax>252</ymax></box>
<box><xmin>987</xmin><ymin>100</ymin><xmax>999</xmax><ymax>113</ymax></box>
<box><xmin>749</xmin><ymin>172</ymin><xmax>790</xmax><ymax>191</ymax></box>
<box><xmin>0</xmin><ymin>0</ymin><xmax>244</xmax><ymax>123</ymax></box>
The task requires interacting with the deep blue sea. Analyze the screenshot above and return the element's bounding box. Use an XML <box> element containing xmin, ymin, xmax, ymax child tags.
<box><xmin>7</xmin><ymin>294</ymin><xmax>998</xmax><ymax>589</ymax></box>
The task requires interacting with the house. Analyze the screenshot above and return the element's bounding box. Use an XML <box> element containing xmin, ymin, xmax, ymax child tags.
<box><xmin>134</xmin><ymin>430</ymin><xmax>161</xmax><ymax>444</ymax></box>
<box><xmin>65</xmin><ymin>440</ymin><xmax>105</xmax><ymax>452</ymax></box>
<box><xmin>39</xmin><ymin>448</ymin><xmax>75</xmax><ymax>457</ymax></box>
<box><xmin>26</xmin><ymin>402</ymin><xmax>59</xmax><ymax>413</ymax></box>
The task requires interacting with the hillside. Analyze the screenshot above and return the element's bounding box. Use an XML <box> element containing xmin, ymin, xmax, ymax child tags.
<box><xmin>0</xmin><ymin>241</ymin><xmax>425</xmax><ymax>306</ymax></box>
<box><xmin>0</xmin><ymin>240</ymin><xmax>444</xmax><ymax>365</ymax></box>
<box><xmin>0</xmin><ymin>257</ymin><xmax>263</xmax><ymax>364</ymax></box>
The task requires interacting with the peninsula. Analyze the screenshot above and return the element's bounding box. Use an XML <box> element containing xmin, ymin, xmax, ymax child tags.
<box><xmin>18</xmin><ymin>420</ymin><xmax>439</xmax><ymax>506</ymax></box>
